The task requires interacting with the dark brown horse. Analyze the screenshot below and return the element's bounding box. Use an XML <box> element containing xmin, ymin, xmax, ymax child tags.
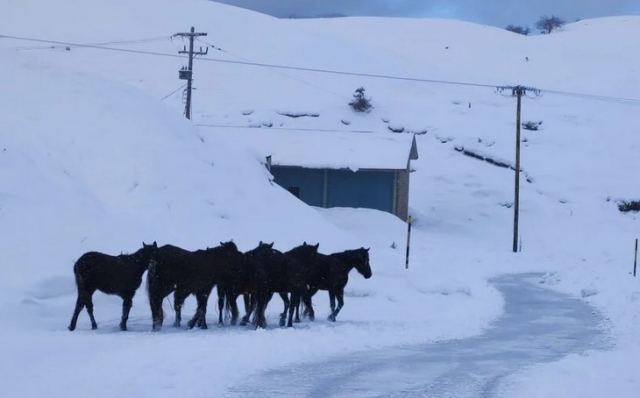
<box><xmin>146</xmin><ymin>241</ymin><xmax>243</xmax><ymax>331</ymax></box>
<box><xmin>68</xmin><ymin>242</ymin><xmax>157</xmax><ymax>331</ymax></box>
<box><xmin>302</xmin><ymin>248</ymin><xmax>372</xmax><ymax>322</ymax></box>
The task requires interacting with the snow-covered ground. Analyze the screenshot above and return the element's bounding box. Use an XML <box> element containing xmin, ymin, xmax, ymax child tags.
<box><xmin>1</xmin><ymin>0</ymin><xmax>639</xmax><ymax>396</ymax></box>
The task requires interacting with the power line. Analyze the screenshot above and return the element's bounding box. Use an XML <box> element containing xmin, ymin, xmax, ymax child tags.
<box><xmin>196</xmin><ymin>38</ymin><xmax>346</xmax><ymax>99</ymax></box>
<box><xmin>13</xmin><ymin>35</ymin><xmax>171</xmax><ymax>51</ymax></box>
<box><xmin>538</xmin><ymin>87</ymin><xmax>640</xmax><ymax>104</ymax></box>
<box><xmin>0</xmin><ymin>33</ymin><xmax>505</xmax><ymax>90</ymax></box>
<box><xmin>1</xmin><ymin>33</ymin><xmax>185</xmax><ymax>58</ymax></box>
<box><xmin>160</xmin><ymin>83</ymin><xmax>187</xmax><ymax>100</ymax></box>
<box><xmin>2</xmin><ymin>33</ymin><xmax>640</xmax><ymax>104</ymax></box>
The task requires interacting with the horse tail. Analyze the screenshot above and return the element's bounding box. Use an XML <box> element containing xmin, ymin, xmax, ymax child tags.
<box><xmin>73</xmin><ymin>271</ymin><xmax>84</xmax><ymax>293</ymax></box>
<box><xmin>72</xmin><ymin>256</ymin><xmax>88</xmax><ymax>294</ymax></box>
<box><xmin>224</xmin><ymin>290</ymin><xmax>232</xmax><ymax>319</ymax></box>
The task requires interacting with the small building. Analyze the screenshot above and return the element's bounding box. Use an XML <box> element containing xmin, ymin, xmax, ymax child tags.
<box><xmin>211</xmin><ymin>129</ymin><xmax>418</xmax><ymax>220</ymax></box>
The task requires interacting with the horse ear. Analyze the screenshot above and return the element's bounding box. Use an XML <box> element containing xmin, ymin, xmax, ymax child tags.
<box><xmin>220</xmin><ymin>241</ymin><xmax>225</xmax><ymax>246</ymax></box>
<box><xmin>365</xmin><ymin>247</ymin><xmax>370</xmax><ymax>252</ymax></box>
<box><xmin>303</xmin><ymin>241</ymin><xmax>307</xmax><ymax>246</ymax></box>
<box><xmin>314</xmin><ymin>243</ymin><xmax>319</xmax><ymax>249</ymax></box>
<box><xmin>269</xmin><ymin>242</ymin><xmax>274</xmax><ymax>248</ymax></box>
<box><xmin>153</xmin><ymin>241</ymin><xmax>157</xmax><ymax>248</ymax></box>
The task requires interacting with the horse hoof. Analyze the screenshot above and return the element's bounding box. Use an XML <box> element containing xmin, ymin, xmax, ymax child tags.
<box><xmin>279</xmin><ymin>319</ymin><xmax>285</xmax><ymax>327</ymax></box>
<box><xmin>200</xmin><ymin>324</ymin><xmax>208</xmax><ymax>330</ymax></box>
<box><xmin>91</xmin><ymin>324</ymin><xmax>98</xmax><ymax>330</ymax></box>
<box><xmin>120</xmin><ymin>324</ymin><xmax>127</xmax><ymax>331</ymax></box>
<box><xmin>327</xmin><ymin>316</ymin><xmax>336</xmax><ymax>322</ymax></box>
<box><xmin>294</xmin><ymin>318</ymin><xmax>301</xmax><ymax>323</ymax></box>
<box><xmin>309</xmin><ymin>315</ymin><xmax>315</xmax><ymax>322</ymax></box>
<box><xmin>173</xmin><ymin>322</ymin><xmax>181</xmax><ymax>328</ymax></box>
<box><xmin>68</xmin><ymin>325</ymin><xmax>75</xmax><ymax>331</ymax></box>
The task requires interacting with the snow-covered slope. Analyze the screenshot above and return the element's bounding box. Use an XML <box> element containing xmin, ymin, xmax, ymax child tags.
<box><xmin>0</xmin><ymin>47</ymin><xmax>357</xmax><ymax>292</ymax></box>
<box><xmin>1</xmin><ymin>0</ymin><xmax>639</xmax><ymax>396</ymax></box>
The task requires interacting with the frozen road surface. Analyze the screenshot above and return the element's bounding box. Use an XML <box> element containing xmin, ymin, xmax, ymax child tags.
<box><xmin>227</xmin><ymin>273</ymin><xmax>608</xmax><ymax>397</ymax></box>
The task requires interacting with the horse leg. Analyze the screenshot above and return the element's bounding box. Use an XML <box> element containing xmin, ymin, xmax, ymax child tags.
<box><xmin>304</xmin><ymin>294</ymin><xmax>315</xmax><ymax>322</ymax></box>
<box><xmin>328</xmin><ymin>291</ymin><xmax>337</xmax><ymax>322</ymax></box>
<box><xmin>329</xmin><ymin>289</ymin><xmax>345</xmax><ymax>322</ymax></box>
<box><xmin>279</xmin><ymin>292</ymin><xmax>289</xmax><ymax>327</ymax></box>
<box><xmin>217</xmin><ymin>286</ymin><xmax>225</xmax><ymax>326</ymax></box>
<box><xmin>68</xmin><ymin>292</ymin><xmax>85</xmax><ymax>331</ymax></box>
<box><xmin>197</xmin><ymin>293</ymin><xmax>210</xmax><ymax>330</ymax></box>
<box><xmin>229</xmin><ymin>292</ymin><xmax>240</xmax><ymax>325</ymax></box>
<box><xmin>81</xmin><ymin>290</ymin><xmax>98</xmax><ymax>329</ymax></box>
<box><xmin>149</xmin><ymin>293</ymin><xmax>164</xmax><ymax>331</ymax></box>
<box><xmin>187</xmin><ymin>293</ymin><xmax>205</xmax><ymax>330</ymax></box>
<box><xmin>287</xmin><ymin>292</ymin><xmax>300</xmax><ymax>327</ymax></box>
<box><xmin>240</xmin><ymin>293</ymin><xmax>252</xmax><ymax>325</ymax></box>
<box><xmin>186</xmin><ymin>307</ymin><xmax>201</xmax><ymax>329</ymax></box>
<box><xmin>294</xmin><ymin>298</ymin><xmax>301</xmax><ymax>323</ymax></box>
<box><xmin>119</xmin><ymin>292</ymin><xmax>134</xmax><ymax>331</ymax></box>
<box><xmin>253</xmin><ymin>295</ymin><xmax>263</xmax><ymax>329</ymax></box>
<box><xmin>255</xmin><ymin>291</ymin><xmax>270</xmax><ymax>329</ymax></box>
<box><xmin>173</xmin><ymin>289</ymin><xmax>188</xmax><ymax>328</ymax></box>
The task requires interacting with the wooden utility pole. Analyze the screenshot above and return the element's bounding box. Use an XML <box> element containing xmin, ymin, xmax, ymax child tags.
<box><xmin>497</xmin><ymin>85</ymin><xmax>540</xmax><ymax>253</ymax></box>
<box><xmin>513</xmin><ymin>87</ymin><xmax>523</xmax><ymax>253</ymax></box>
<box><xmin>174</xmin><ymin>27</ymin><xmax>208</xmax><ymax>120</ymax></box>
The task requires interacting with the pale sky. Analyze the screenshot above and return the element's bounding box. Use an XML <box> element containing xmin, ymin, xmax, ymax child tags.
<box><xmin>213</xmin><ymin>0</ymin><xmax>640</xmax><ymax>27</ymax></box>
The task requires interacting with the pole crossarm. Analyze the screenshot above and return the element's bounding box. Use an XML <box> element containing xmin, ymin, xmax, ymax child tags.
<box><xmin>496</xmin><ymin>85</ymin><xmax>542</xmax><ymax>97</ymax></box>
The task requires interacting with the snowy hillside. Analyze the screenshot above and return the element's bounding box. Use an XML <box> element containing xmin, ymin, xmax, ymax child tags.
<box><xmin>1</xmin><ymin>0</ymin><xmax>639</xmax><ymax>396</ymax></box>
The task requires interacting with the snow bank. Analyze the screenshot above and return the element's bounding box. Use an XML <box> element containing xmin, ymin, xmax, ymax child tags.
<box><xmin>0</xmin><ymin>48</ymin><xmax>353</xmax><ymax>293</ymax></box>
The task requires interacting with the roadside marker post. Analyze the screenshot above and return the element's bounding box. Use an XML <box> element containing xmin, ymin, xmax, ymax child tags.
<box><xmin>405</xmin><ymin>216</ymin><xmax>413</xmax><ymax>269</ymax></box>
<box><xmin>634</xmin><ymin>238</ymin><xmax>638</xmax><ymax>277</ymax></box>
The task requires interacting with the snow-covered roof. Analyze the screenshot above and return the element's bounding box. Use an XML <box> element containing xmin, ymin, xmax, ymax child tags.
<box><xmin>205</xmin><ymin>128</ymin><xmax>418</xmax><ymax>171</ymax></box>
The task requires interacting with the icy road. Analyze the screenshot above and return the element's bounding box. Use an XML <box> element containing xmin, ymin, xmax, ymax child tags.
<box><xmin>227</xmin><ymin>273</ymin><xmax>609</xmax><ymax>397</ymax></box>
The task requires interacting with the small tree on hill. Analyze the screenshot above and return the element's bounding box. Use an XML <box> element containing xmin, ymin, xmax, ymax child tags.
<box><xmin>349</xmin><ymin>87</ymin><xmax>373</xmax><ymax>113</ymax></box>
<box><xmin>535</xmin><ymin>15</ymin><xmax>565</xmax><ymax>34</ymax></box>
<box><xmin>505</xmin><ymin>25</ymin><xmax>530</xmax><ymax>35</ymax></box>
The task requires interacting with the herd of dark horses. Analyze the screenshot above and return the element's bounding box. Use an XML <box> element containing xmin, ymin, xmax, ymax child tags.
<box><xmin>68</xmin><ymin>241</ymin><xmax>372</xmax><ymax>331</ymax></box>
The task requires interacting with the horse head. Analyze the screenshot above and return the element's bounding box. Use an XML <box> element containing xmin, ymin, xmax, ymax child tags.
<box><xmin>135</xmin><ymin>241</ymin><xmax>158</xmax><ymax>268</ymax></box>
<box><xmin>354</xmin><ymin>247</ymin><xmax>372</xmax><ymax>279</ymax></box>
<box><xmin>219</xmin><ymin>240</ymin><xmax>238</xmax><ymax>251</ymax></box>
<box><xmin>294</xmin><ymin>242</ymin><xmax>320</xmax><ymax>260</ymax></box>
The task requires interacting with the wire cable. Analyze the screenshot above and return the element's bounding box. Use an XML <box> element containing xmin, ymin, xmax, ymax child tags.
<box><xmin>196</xmin><ymin>38</ymin><xmax>346</xmax><ymax>99</ymax></box>
<box><xmin>2</xmin><ymin>33</ymin><xmax>639</xmax><ymax>104</ymax></box>
<box><xmin>12</xmin><ymin>35</ymin><xmax>171</xmax><ymax>51</ymax></box>
<box><xmin>160</xmin><ymin>83</ymin><xmax>187</xmax><ymax>100</ymax></box>
<box><xmin>0</xmin><ymin>33</ymin><xmax>503</xmax><ymax>88</ymax></box>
